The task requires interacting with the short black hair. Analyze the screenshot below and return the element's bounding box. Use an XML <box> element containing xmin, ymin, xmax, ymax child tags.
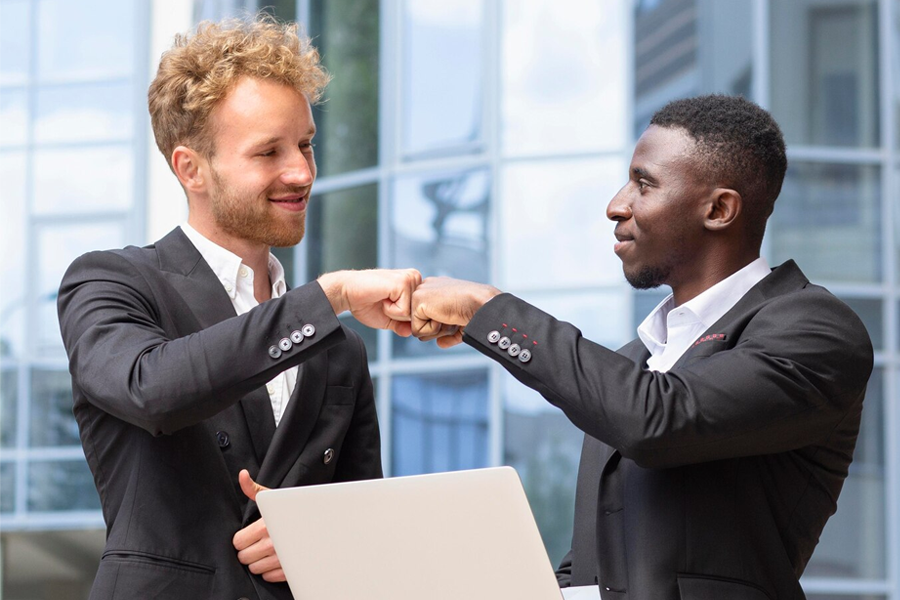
<box><xmin>650</xmin><ymin>94</ymin><xmax>787</xmax><ymax>247</ymax></box>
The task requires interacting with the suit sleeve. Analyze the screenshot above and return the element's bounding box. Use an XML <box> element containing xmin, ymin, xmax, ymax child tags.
<box><xmin>333</xmin><ymin>329</ymin><xmax>383</xmax><ymax>482</ymax></box>
<box><xmin>58</xmin><ymin>250</ymin><xmax>345</xmax><ymax>436</ymax></box>
<box><xmin>555</xmin><ymin>549</ymin><xmax>573</xmax><ymax>588</ymax></box>
<box><xmin>463</xmin><ymin>292</ymin><xmax>873</xmax><ymax>469</ymax></box>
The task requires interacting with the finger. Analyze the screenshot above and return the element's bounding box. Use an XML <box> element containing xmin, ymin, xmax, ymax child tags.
<box><xmin>247</xmin><ymin>553</ymin><xmax>281</xmax><ymax>575</ymax></box>
<box><xmin>388</xmin><ymin>320</ymin><xmax>413</xmax><ymax>338</ymax></box>
<box><xmin>436</xmin><ymin>330</ymin><xmax>464</xmax><ymax>348</ymax></box>
<box><xmin>237</xmin><ymin>535</ymin><xmax>275</xmax><ymax>564</ymax></box>
<box><xmin>262</xmin><ymin>568</ymin><xmax>287</xmax><ymax>583</ymax></box>
<box><xmin>233</xmin><ymin>517</ymin><xmax>266</xmax><ymax>550</ymax></box>
<box><xmin>417</xmin><ymin>324</ymin><xmax>459</xmax><ymax>343</ymax></box>
<box><xmin>239</xmin><ymin>469</ymin><xmax>268</xmax><ymax>502</ymax></box>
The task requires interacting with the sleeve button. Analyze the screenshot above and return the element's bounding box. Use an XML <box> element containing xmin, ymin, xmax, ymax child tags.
<box><xmin>498</xmin><ymin>336</ymin><xmax>511</xmax><ymax>350</ymax></box>
<box><xmin>487</xmin><ymin>330</ymin><xmax>501</xmax><ymax>344</ymax></box>
<box><xmin>518</xmin><ymin>349</ymin><xmax>532</xmax><ymax>363</ymax></box>
<box><xmin>268</xmin><ymin>345</ymin><xmax>282</xmax><ymax>359</ymax></box>
<box><xmin>301</xmin><ymin>324</ymin><xmax>316</xmax><ymax>337</ymax></box>
<box><xmin>507</xmin><ymin>343</ymin><xmax>521</xmax><ymax>357</ymax></box>
<box><xmin>290</xmin><ymin>330</ymin><xmax>304</xmax><ymax>344</ymax></box>
<box><xmin>278</xmin><ymin>338</ymin><xmax>292</xmax><ymax>352</ymax></box>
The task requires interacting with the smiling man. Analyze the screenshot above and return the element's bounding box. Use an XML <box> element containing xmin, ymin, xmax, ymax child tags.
<box><xmin>410</xmin><ymin>95</ymin><xmax>874</xmax><ymax>599</ymax></box>
<box><xmin>58</xmin><ymin>16</ymin><xmax>419</xmax><ymax>600</ymax></box>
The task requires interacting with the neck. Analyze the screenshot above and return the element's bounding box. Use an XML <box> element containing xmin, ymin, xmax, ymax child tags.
<box><xmin>670</xmin><ymin>250</ymin><xmax>760</xmax><ymax>307</ymax></box>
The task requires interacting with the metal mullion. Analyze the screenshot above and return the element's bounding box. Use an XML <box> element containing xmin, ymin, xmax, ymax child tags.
<box><xmin>786</xmin><ymin>146</ymin><xmax>885</xmax><ymax>164</ymax></box>
<box><xmin>30</xmin><ymin>211</ymin><xmax>131</xmax><ymax>227</ymax></box>
<box><xmin>33</xmin><ymin>74</ymin><xmax>132</xmax><ymax>89</ymax></box>
<box><xmin>384</xmin><ymin>354</ymin><xmax>492</xmax><ymax>376</ymax></box>
<box><xmin>29</xmin><ymin>138</ymin><xmax>134</xmax><ymax>152</ymax></box>
<box><xmin>311</xmin><ymin>166</ymin><xmax>381</xmax><ymax>194</ymax></box>
<box><xmin>503</xmin><ymin>148</ymin><xmax>628</xmax><ymax>165</ymax></box>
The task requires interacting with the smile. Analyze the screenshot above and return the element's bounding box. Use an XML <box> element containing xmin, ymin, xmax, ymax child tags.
<box><xmin>269</xmin><ymin>195</ymin><xmax>308</xmax><ymax>212</ymax></box>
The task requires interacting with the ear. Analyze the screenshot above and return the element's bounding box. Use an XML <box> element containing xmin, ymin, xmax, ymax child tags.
<box><xmin>171</xmin><ymin>145</ymin><xmax>209</xmax><ymax>194</ymax></box>
<box><xmin>703</xmin><ymin>188</ymin><xmax>742</xmax><ymax>232</ymax></box>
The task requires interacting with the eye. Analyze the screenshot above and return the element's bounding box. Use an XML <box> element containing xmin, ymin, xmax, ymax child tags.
<box><xmin>637</xmin><ymin>179</ymin><xmax>650</xmax><ymax>191</ymax></box>
<box><xmin>258</xmin><ymin>149</ymin><xmax>276</xmax><ymax>157</ymax></box>
<box><xmin>300</xmin><ymin>141</ymin><xmax>316</xmax><ymax>151</ymax></box>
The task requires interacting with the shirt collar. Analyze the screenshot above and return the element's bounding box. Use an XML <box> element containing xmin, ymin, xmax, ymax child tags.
<box><xmin>180</xmin><ymin>222</ymin><xmax>287</xmax><ymax>300</ymax></box>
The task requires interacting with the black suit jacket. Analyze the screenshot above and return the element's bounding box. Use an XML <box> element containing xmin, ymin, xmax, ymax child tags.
<box><xmin>58</xmin><ymin>228</ymin><xmax>382</xmax><ymax>600</ymax></box>
<box><xmin>464</xmin><ymin>261</ymin><xmax>873</xmax><ymax>600</ymax></box>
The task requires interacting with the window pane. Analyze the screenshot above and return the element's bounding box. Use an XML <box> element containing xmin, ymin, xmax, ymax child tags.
<box><xmin>0</xmin><ymin>462</ymin><xmax>14</xmax><ymax>513</ymax></box>
<box><xmin>0</xmin><ymin>152</ymin><xmax>28</xmax><ymax>359</ymax></box>
<box><xmin>504</xmin><ymin>378</ymin><xmax>580</xmax><ymax>568</ymax></box>
<box><xmin>309</xmin><ymin>0</ymin><xmax>379</xmax><ymax>177</ymax></box>
<box><xmin>27</xmin><ymin>459</ymin><xmax>99</xmax><ymax>511</ymax></box>
<box><xmin>37</xmin><ymin>0</ymin><xmax>136</xmax><ymax>81</ymax></box>
<box><xmin>35</xmin><ymin>82</ymin><xmax>133</xmax><ymax>143</ymax></box>
<box><xmin>306</xmin><ymin>183</ymin><xmax>378</xmax><ymax>275</ymax></box>
<box><xmin>803</xmin><ymin>369</ymin><xmax>885</xmax><ymax>579</ymax></box>
<box><xmin>1</xmin><ymin>369</ymin><xmax>17</xmax><ymax>448</ymax></box>
<box><xmin>633</xmin><ymin>0</ymin><xmax>755</xmax><ymax>137</ymax></box>
<box><xmin>807</xmin><ymin>596</ymin><xmax>884</xmax><ymax>600</ymax></box>
<box><xmin>633</xmin><ymin>288</ymin><xmax>671</xmax><ymax>330</ymax></box>
<box><xmin>37</xmin><ymin>223</ymin><xmax>126</xmax><ymax>351</ymax></box>
<box><xmin>771</xmin><ymin>0</ymin><xmax>879</xmax><ymax>147</ymax></box>
<box><xmin>391</xmin><ymin>370</ymin><xmax>489</xmax><ymax>477</ymax></box>
<box><xmin>402</xmin><ymin>0</ymin><xmax>483</xmax><ymax>157</ymax></box>
<box><xmin>768</xmin><ymin>163</ymin><xmax>881</xmax><ymax>284</ymax></box>
<box><xmin>837</xmin><ymin>297</ymin><xmax>882</xmax><ymax>351</ymax></box>
<box><xmin>391</xmin><ymin>169</ymin><xmax>489</xmax><ymax>281</ymax></box>
<box><xmin>33</xmin><ymin>146</ymin><xmax>134</xmax><ymax>215</ymax></box>
<box><xmin>502</xmin><ymin>0</ymin><xmax>627</xmax><ymax>155</ymax></box>
<box><xmin>895</xmin><ymin>0</ymin><xmax>900</xmax><ymax>151</ymax></box>
<box><xmin>501</xmin><ymin>158</ymin><xmax>625</xmax><ymax>290</ymax></box>
<box><xmin>29</xmin><ymin>369</ymin><xmax>78</xmax><ymax>448</ymax></box>
<box><xmin>0</xmin><ymin>0</ymin><xmax>30</xmax><ymax>86</ymax></box>
<box><xmin>0</xmin><ymin>89</ymin><xmax>28</xmax><ymax>146</ymax></box>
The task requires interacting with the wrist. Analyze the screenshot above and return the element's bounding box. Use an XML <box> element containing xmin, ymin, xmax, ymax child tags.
<box><xmin>317</xmin><ymin>272</ymin><xmax>348</xmax><ymax>315</ymax></box>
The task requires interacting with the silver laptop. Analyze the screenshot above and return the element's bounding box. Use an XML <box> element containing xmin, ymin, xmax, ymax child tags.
<box><xmin>256</xmin><ymin>466</ymin><xmax>565</xmax><ymax>600</ymax></box>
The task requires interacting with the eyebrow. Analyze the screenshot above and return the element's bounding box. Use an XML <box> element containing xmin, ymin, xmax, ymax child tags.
<box><xmin>249</xmin><ymin>128</ymin><xmax>317</xmax><ymax>149</ymax></box>
<box><xmin>632</xmin><ymin>166</ymin><xmax>655</xmax><ymax>180</ymax></box>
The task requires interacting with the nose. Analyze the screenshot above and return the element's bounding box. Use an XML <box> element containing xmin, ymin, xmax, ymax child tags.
<box><xmin>280</xmin><ymin>150</ymin><xmax>315</xmax><ymax>187</ymax></box>
<box><xmin>606</xmin><ymin>183</ymin><xmax>632</xmax><ymax>222</ymax></box>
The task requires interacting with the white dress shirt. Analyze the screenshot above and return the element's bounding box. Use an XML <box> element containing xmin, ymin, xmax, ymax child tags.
<box><xmin>637</xmin><ymin>257</ymin><xmax>771</xmax><ymax>373</ymax></box>
<box><xmin>181</xmin><ymin>223</ymin><xmax>297</xmax><ymax>426</ymax></box>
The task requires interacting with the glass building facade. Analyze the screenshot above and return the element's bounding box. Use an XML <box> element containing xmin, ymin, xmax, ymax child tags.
<box><xmin>0</xmin><ymin>0</ymin><xmax>898</xmax><ymax>598</ymax></box>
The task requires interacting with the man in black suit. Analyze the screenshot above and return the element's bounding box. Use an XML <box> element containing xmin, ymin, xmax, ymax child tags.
<box><xmin>410</xmin><ymin>95</ymin><xmax>874</xmax><ymax>599</ymax></box>
<box><xmin>58</xmin><ymin>16</ymin><xmax>419</xmax><ymax>600</ymax></box>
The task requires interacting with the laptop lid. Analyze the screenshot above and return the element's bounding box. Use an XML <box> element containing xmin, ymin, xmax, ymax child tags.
<box><xmin>256</xmin><ymin>466</ymin><xmax>564</xmax><ymax>600</ymax></box>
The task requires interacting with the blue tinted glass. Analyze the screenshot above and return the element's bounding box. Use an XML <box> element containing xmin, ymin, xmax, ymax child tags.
<box><xmin>0</xmin><ymin>89</ymin><xmax>29</xmax><ymax>146</ymax></box>
<box><xmin>33</xmin><ymin>145</ymin><xmax>134</xmax><ymax>215</ymax></box>
<box><xmin>0</xmin><ymin>0</ymin><xmax>30</xmax><ymax>85</ymax></box>
<box><xmin>0</xmin><ymin>152</ymin><xmax>27</xmax><ymax>359</ymax></box>
<box><xmin>391</xmin><ymin>370</ymin><xmax>489</xmax><ymax>476</ymax></box>
<box><xmin>0</xmin><ymin>462</ymin><xmax>14</xmax><ymax>512</ymax></box>
<box><xmin>1</xmin><ymin>369</ymin><xmax>17</xmax><ymax>447</ymax></box>
<box><xmin>29</xmin><ymin>369</ymin><xmax>78</xmax><ymax>448</ymax></box>
<box><xmin>35</xmin><ymin>82</ymin><xmax>133</xmax><ymax>143</ymax></box>
<box><xmin>27</xmin><ymin>459</ymin><xmax>100</xmax><ymax>511</ymax></box>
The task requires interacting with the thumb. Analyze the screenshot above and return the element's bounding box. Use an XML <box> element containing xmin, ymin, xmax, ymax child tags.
<box><xmin>239</xmin><ymin>468</ymin><xmax>269</xmax><ymax>502</ymax></box>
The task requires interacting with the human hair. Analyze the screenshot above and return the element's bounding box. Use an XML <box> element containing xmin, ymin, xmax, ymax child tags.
<box><xmin>650</xmin><ymin>94</ymin><xmax>787</xmax><ymax>248</ymax></box>
<box><xmin>148</xmin><ymin>13</ymin><xmax>329</xmax><ymax>167</ymax></box>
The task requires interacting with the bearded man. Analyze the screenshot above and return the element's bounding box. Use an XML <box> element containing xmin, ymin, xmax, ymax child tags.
<box><xmin>58</xmin><ymin>15</ymin><xmax>418</xmax><ymax>600</ymax></box>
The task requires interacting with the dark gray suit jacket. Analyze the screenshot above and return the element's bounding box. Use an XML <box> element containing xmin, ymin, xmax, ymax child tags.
<box><xmin>464</xmin><ymin>261</ymin><xmax>873</xmax><ymax>600</ymax></box>
<box><xmin>58</xmin><ymin>228</ymin><xmax>382</xmax><ymax>600</ymax></box>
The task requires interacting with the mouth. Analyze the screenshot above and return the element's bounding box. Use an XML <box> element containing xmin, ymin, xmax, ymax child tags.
<box><xmin>613</xmin><ymin>230</ymin><xmax>634</xmax><ymax>254</ymax></box>
<box><xmin>269</xmin><ymin>192</ymin><xmax>308</xmax><ymax>212</ymax></box>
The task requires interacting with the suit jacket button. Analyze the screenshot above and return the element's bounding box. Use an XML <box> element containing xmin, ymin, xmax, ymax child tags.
<box><xmin>498</xmin><ymin>336</ymin><xmax>511</xmax><ymax>350</ymax></box>
<box><xmin>301</xmin><ymin>324</ymin><xmax>316</xmax><ymax>337</ymax></box>
<box><xmin>268</xmin><ymin>345</ymin><xmax>282</xmax><ymax>359</ymax></box>
<box><xmin>323</xmin><ymin>448</ymin><xmax>334</xmax><ymax>464</ymax></box>
<box><xmin>487</xmin><ymin>330</ymin><xmax>501</xmax><ymax>344</ymax></box>
<box><xmin>518</xmin><ymin>349</ymin><xmax>532</xmax><ymax>363</ymax></box>
<box><xmin>216</xmin><ymin>431</ymin><xmax>230</xmax><ymax>448</ymax></box>
<box><xmin>278</xmin><ymin>337</ymin><xmax>292</xmax><ymax>352</ymax></box>
<box><xmin>507</xmin><ymin>343</ymin><xmax>521</xmax><ymax>357</ymax></box>
<box><xmin>290</xmin><ymin>329</ymin><xmax>304</xmax><ymax>344</ymax></box>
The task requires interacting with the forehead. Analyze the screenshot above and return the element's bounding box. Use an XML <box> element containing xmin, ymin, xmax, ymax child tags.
<box><xmin>631</xmin><ymin>125</ymin><xmax>700</xmax><ymax>177</ymax></box>
<box><xmin>210</xmin><ymin>76</ymin><xmax>313</xmax><ymax>141</ymax></box>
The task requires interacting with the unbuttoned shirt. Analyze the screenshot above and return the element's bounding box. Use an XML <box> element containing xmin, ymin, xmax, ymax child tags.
<box><xmin>181</xmin><ymin>223</ymin><xmax>297</xmax><ymax>426</ymax></box>
<box><xmin>637</xmin><ymin>257</ymin><xmax>771</xmax><ymax>373</ymax></box>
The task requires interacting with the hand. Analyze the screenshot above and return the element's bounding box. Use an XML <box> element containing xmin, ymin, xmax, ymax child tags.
<box><xmin>232</xmin><ymin>470</ymin><xmax>285</xmax><ymax>583</ymax></box>
<box><xmin>318</xmin><ymin>269</ymin><xmax>422</xmax><ymax>337</ymax></box>
<box><xmin>411</xmin><ymin>277</ymin><xmax>501</xmax><ymax>348</ymax></box>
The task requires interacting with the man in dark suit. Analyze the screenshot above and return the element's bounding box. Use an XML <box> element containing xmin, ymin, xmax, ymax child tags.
<box><xmin>409</xmin><ymin>95</ymin><xmax>874</xmax><ymax>599</ymax></box>
<box><xmin>58</xmin><ymin>16</ymin><xmax>419</xmax><ymax>600</ymax></box>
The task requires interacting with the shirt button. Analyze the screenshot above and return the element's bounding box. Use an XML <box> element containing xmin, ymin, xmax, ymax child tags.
<box><xmin>268</xmin><ymin>345</ymin><xmax>282</xmax><ymax>359</ymax></box>
<box><xmin>278</xmin><ymin>337</ymin><xmax>292</xmax><ymax>352</ymax></box>
<box><xmin>224</xmin><ymin>282</ymin><xmax>233</xmax><ymax>293</ymax></box>
<box><xmin>518</xmin><ymin>349</ymin><xmax>532</xmax><ymax>363</ymax></box>
<box><xmin>266</xmin><ymin>383</ymin><xmax>275</xmax><ymax>395</ymax></box>
<box><xmin>323</xmin><ymin>448</ymin><xmax>335</xmax><ymax>464</ymax></box>
<box><xmin>498</xmin><ymin>336</ymin><xmax>511</xmax><ymax>350</ymax></box>
<box><xmin>290</xmin><ymin>330</ymin><xmax>304</xmax><ymax>344</ymax></box>
<box><xmin>301</xmin><ymin>324</ymin><xmax>316</xmax><ymax>337</ymax></box>
<box><xmin>215</xmin><ymin>431</ymin><xmax>230</xmax><ymax>448</ymax></box>
<box><xmin>487</xmin><ymin>330</ymin><xmax>501</xmax><ymax>344</ymax></box>
<box><xmin>239</xmin><ymin>266</ymin><xmax>249</xmax><ymax>278</ymax></box>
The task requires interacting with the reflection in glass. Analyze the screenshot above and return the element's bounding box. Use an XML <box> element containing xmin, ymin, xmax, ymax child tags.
<box><xmin>37</xmin><ymin>0</ymin><xmax>135</xmax><ymax>81</ymax></box>
<box><xmin>391</xmin><ymin>370</ymin><xmax>488</xmax><ymax>477</ymax></box>
<box><xmin>0</xmin><ymin>89</ymin><xmax>28</xmax><ymax>146</ymax></box>
<box><xmin>35</xmin><ymin>82</ymin><xmax>133</xmax><ymax>143</ymax></box>
<box><xmin>768</xmin><ymin>163</ymin><xmax>881</xmax><ymax>283</ymax></box>
<box><xmin>803</xmin><ymin>369</ymin><xmax>885</xmax><ymax>579</ymax></box>
<box><xmin>309</xmin><ymin>0</ymin><xmax>379</xmax><ymax>176</ymax></box>
<box><xmin>33</xmin><ymin>146</ymin><xmax>134</xmax><ymax>215</ymax></box>
<box><xmin>392</xmin><ymin>169</ymin><xmax>489</xmax><ymax>281</ymax></box>
<box><xmin>504</xmin><ymin>378</ymin><xmax>580</xmax><ymax>567</ymax></box>
<box><xmin>0</xmin><ymin>462</ymin><xmax>14</xmax><ymax>513</ymax></box>
<box><xmin>29</xmin><ymin>369</ymin><xmax>79</xmax><ymax>448</ymax></box>
<box><xmin>501</xmin><ymin>158</ymin><xmax>625</xmax><ymax>290</ymax></box>
<box><xmin>306</xmin><ymin>183</ymin><xmax>378</xmax><ymax>275</ymax></box>
<box><xmin>402</xmin><ymin>0</ymin><xmax>483</xmax><ymax>157</ymax></box>
<box><xmin>633</xmin><ymin>0</ymin><xmax>754</xmax><ymax>137</ymax></box>
<box><xmin>27</xmin><ymin>459</ymin><xmax>100</xmax><ymax>511</ymax></box>
<box><xmin>838</xmin><ymin>297</ymin><xmax>882</xmax><ymax>351</ymax></box>
<box><xmin>771</xmin><ymin>0</ymin><xmax>879</xmax><ymax>147</ymax></box>
<box><xmin>1</xmin><ymin>152</ymin><xmax>27</xmax><ymax>359</ymax></box>
<box><xmin>1</xmin><ymin>369</ymin><xmax>17</xmax><ymax>447</ymax></box>
<box><xmin>0</xmin><ymin>0</ymin><xmax>29</xmax><ymax>85</ymax></box>
<box><xmin>37</xmin><ymin>223</ymin><xmax>125</xmax><ymax>350</ymax></box>
<box><xmin>502</xmin><ymin>0</ymin><xmax>627</xmax><ymax>155</ymax></box>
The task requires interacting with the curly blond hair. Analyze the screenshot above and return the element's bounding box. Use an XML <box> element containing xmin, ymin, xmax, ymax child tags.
<box><xmin>148</xmin><ymin>14</ymin><xmax>329</xmax><ymax>166</ymax></box>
